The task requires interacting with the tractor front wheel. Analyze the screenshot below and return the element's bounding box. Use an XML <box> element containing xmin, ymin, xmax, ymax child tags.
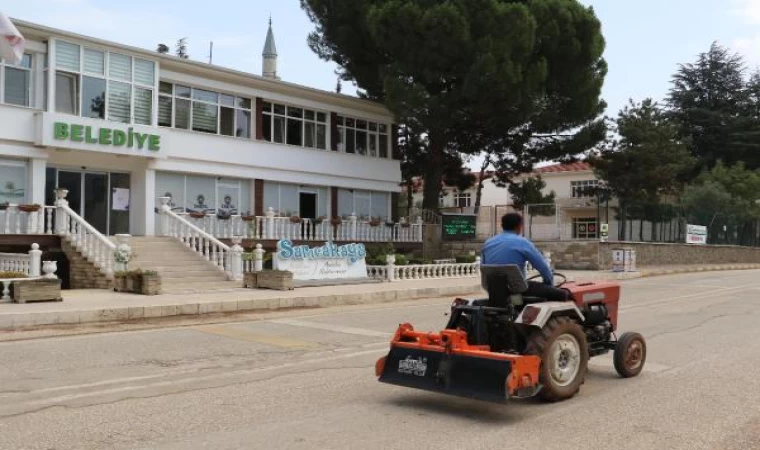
<box><xmin>526</xmin><ymin>317</ymin><xmax>589</xmax><ymax>402</ymax></box>
<box><xmin>613</xmin><ymin>332</ymin><xmax>647</xmax><ymax>378</ymax></box>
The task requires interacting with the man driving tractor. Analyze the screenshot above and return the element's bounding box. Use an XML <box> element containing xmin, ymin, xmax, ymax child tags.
<box><xmin>481</xmin><ymin>213</ymin><xmax>568</xmax><ymax>302</ymax></box>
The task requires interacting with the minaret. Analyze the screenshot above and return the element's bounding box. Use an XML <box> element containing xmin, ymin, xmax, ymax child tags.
<box><xmin>262</xmin><ymin>17</ymin><xmax>278</xmax><ymax>79</ymax></box>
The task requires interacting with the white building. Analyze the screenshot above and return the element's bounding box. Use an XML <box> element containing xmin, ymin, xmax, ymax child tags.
<box><xmin>0</xmin><ymin>19</ymin><xmax>403</xmax><ymax>239</ymax></box>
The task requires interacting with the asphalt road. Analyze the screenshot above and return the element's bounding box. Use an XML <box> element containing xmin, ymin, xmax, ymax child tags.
<box><xmin>1</xmin><ymin>270</ymin><xmax>760</xmax><ymax>450</ymax></box>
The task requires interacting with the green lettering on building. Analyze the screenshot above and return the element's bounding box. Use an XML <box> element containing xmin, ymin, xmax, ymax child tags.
<box><xmin>53</xmin><ymin>122</ymin><xmax>160</xmax><ymax>152</ymax></box>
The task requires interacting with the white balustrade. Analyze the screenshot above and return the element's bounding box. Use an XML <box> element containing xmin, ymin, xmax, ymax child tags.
<box><xmin>157</xmin><ymin>197</ymin><xmax>243</xmax><ymax>281</ymax></box>
<box><xmin>56</xmin><ymin>197</ymin><xmax>116</xmax><ymax>278</ymax></box>
<box><xmin>367</xmin><ymin>260</ymin><xmax>481</xmax><ymax>282</ymax></box>
<box><xmin>0</xmin><ymin>205</ymin><xmax>56</xmax><ymax>235</ymax></box>
<box><xmin>153</xmin><ymin>206</ymin><xmax>424</xmax><ymax>244</ymax></box>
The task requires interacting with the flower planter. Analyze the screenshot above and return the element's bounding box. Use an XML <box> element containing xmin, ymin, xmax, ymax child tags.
<box><xmin>289</xmin><ymin>216</ymin><xmax>302</xmax><ymax>224</ymax></box>
<box><xmin>256</xmin><ymin>270</ymin><xmax>293</xmax><ymax>291</ymax></box>
<box><xmin>330</xmin><ymin>218</ymin><xmax>343</xmax><ymax>226</ymax></box>
<box><xmin>140</xmin><ymin>273</ymin><xmax>161</xmax><ymax>295</ymax></box>
<box><xmin>18</xmin><ymin>204</ymin><xmax>41</xmax><ymax>213</ymax></box>
<box><xmin>243</xmin><ymin>272</ymin><xmax>258</xmax><ymax>289</ymax></box>
<box><xmin>189</xmin><ymin>212</ymin><xmax>206</xmax><ymax>219</ymax></box>
<box><xmin>12</xmin><ymin>278</ymin><xmax>62</xmax><ymax>304</ymax></box>
<box><xmin>241</xmin><ymin>216</ymin><xmax>256</xmax><ymax>222</ymax></box>
<box><xmin>0</xmin><ymin>203</ymin><xmax>9</xmax><ymax>211</ymax></box>
<box><xmin>369</xmin><ymin>220</ymin><xmax>382</xmax><ymax>227</ymax></box>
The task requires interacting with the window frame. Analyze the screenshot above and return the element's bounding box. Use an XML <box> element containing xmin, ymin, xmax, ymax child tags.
<box><xmin>336</xmin><ymin>115</ymin><xmax>391</xmax><ymax>159</ymax></box>
<box><xmin>261</xmin><ymin>100</ymin><xmax>327</xmax><ymax>149</ymax></box>
<box><xmin>571</xmin><ymin>180</ymin><xmax>599</xmax><ymax>198</ymax></box>
<box><xmin>53</xmin><ymin>40</ymin><xmax>156</xmax><ymax>125</ymax></box>
<box><xmin>572</xmin><ymin>217</ymin><xmax>598</xmax><ymax>239</ymax></box>
<box><xmin>0</xmin><ymin>53</ymin><xmax>34</xmax><ymax>108</ymax></box>
<box><xmin>454</xmin><ymin>192</ymin><xmax>472</xmax><ymax>208</ymax></box>
<box><xmin>158</xmin><ymin>81</ymin><xmax>252</xmax><ymax>139</ymax></box>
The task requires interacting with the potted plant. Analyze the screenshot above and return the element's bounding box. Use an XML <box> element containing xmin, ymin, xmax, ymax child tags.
<box><xmin>241</xmin><ymin>211</ymin><xmax>256</xmax><ymax>221</ymax></box>
<box><xmin>289</xmin><ymin>215</ymin><xmax>302</xmax><ymax>224</ymax></box>
<box><xmin>314</xmin><ymin>216</ymin><xmax>326</xmax><ymax>225</ymax></box>
<box><xmin>189</xmin><ymin>211</ymin><xmax>206</xmax><ymax>219</ymax></box>
<box><xmin>369</xmin><ymin>217</ymin><xmax>382</xmax><ymax>227</ymax></box>
<box><xmin>385</xmin><ymin>220</ymin><xmax>395</xmax><ymax>228</ymax></box>
<box><xmin>216</xmin><ymin>209</ymin><xmax>232</xmax><ymax>220</ymax></box>
<box><xmin>0</xmin><ymin>202</ymin><xmax>9</xmax><ymax>211</ymax></box>
<box><xmin>18</xmin><ymin>203</ymin><xmax>41</xmax><ymax>213</ymax></box>
<box><xmin>330</xmin><ymin>217</ymin><xmax>343</xmax><ymax>226</ymax></box>
<box><xmin>401</xmin><ymin>222</ymin><xmax>411</xmax><ymax>228</ymax></box>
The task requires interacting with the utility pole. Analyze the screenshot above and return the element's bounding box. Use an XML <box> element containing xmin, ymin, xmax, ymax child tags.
<box><xmin>208</xmin><ymin>41</ymin><xmax>213</xmax><ymax>64</ymax></box>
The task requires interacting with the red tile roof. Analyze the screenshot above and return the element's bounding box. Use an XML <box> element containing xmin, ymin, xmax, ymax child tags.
<box><xmin>534</xmin><ymin>162</ymin><xmax>592</xmax><ymax>174</ymax></box>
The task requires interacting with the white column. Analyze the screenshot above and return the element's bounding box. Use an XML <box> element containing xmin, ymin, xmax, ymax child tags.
<box><xmin>29</xmin><ymin>243</ymin><xmax>42</xmax><ymax>277</ymax></box>
<box><xmin>131</xmin><ymin>168</ymin><xmax>156</xmax><ymax>236</ymax></box>
<box><xmin>46</xmin><ymin>39</ymin><xmax>57</xmax><ymax>112</ymax></box>
<box><xmin>28</xmin><ymin>158</ymin><xmax>47</xmax><ymax>206</ymax></box>
<box><xmin>254</xmin><ymin>244</ymin><xmax>265</xmax><ymax>272</ymax></box>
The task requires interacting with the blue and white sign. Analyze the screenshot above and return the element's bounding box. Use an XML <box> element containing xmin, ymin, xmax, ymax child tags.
<box><xmin>274</xmin><ymin>239</ymin><xmax>368</xmax><ymax>280</ymax></box>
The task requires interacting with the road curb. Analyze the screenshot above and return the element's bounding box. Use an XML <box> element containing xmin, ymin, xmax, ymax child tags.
<box><xmin>2</xmin><ymin>265</ymin><xmax>759</xmax><ymax>331</ymax></box>
<box><xmin>0</xmin><ymin>283</ymin><xmax>485</xmax><ymax>331</ymax></box>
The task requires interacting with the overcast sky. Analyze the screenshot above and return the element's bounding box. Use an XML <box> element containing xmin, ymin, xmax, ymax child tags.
<box><xmin>6</xmin><ymin>0</ymin><xmax>760</xmax><ymax>164</ymax></box>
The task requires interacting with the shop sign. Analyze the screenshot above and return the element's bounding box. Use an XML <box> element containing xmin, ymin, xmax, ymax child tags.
<box><xmin>53</xmin><ymin>122</ymin><xmax>160</xmax><ymax>151</ymax></box>
<box><xmin>686</xmin><ymin>224</ymin><xmax>707</xmax><ymax>245</ymax></box>
<box><xmin>274</xmin><ymin>239</ymin><xmax>368</xmax><ymax>281</ymax></box>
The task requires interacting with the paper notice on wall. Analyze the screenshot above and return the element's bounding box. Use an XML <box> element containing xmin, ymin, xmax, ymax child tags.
<box><xmin>112</xmin><ymin>188</ymin><xmax>130</xmax><ymax>211</ymax></box>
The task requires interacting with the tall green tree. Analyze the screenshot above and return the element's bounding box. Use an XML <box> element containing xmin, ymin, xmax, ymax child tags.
<box><xmin>592</xmin><ymin>99</ymin><xmax>694</xmax><ymax>240</ymax></box>
<box><xmin>682</xmin><ymin>162</ymin><xmax>760</xmax><ymax>245</ymax></box>
<box><xmin>509</xmin><ymin>176</ymin><xmax>555</xmax><ymax>213</ymax></box>
<box><xmin>668</xmin><ymin>42</ymin><xmax>760</xmax><ymax>170</ymax></box>
<box><xmin>301</xmin><ymin>0</ymin><xmax>608</xmax><ymax>209</ymax></box>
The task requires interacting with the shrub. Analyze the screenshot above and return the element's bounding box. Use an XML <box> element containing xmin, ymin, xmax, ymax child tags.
<box><xmin>455</xmin><ymin>255</ymin><xmax>477</xmax><ymax>264</ymax></box>
<box><xmin>0</xmin><ymin>271</ymin><xmax>27</xmax><ymax>279</ymax></box>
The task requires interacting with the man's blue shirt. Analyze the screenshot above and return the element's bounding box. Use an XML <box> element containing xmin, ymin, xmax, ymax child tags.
<box><xmin>480</xmin><ymin>231</ymin><xmax>553</xmax><ymax>285</ymax></box>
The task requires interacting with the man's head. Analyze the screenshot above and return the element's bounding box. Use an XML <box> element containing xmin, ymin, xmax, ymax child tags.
<box><xmin>502</xmin><ymin>213</ymin><xmax>523</xmax><ymax>234</ymax></box>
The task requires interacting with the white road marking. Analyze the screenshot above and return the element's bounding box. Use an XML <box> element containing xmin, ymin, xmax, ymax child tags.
<box><xmin>269</xmin><ymin>318</ymin><xmax>393</xmax><ymax>338</ymax></box>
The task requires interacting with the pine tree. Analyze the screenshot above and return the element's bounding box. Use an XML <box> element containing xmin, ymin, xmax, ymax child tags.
<box><xmin>156</xmin><ymin>44</ymin><xmax>170</xmax><ymax>54</ymax></box>
<box><xmin>668</xmin><ymin>42</ymin><xmax>760</xmax><ymax>170</ymax></box>
<box><xmin>176</xmin><ymin>38</ymin><xmax>189</xmax><ymax>59</ymax></box>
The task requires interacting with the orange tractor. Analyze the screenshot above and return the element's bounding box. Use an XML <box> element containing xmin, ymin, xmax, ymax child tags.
<box><xmin>376</xmin><ymin>265</ymin><xmax>646</xmax><ymax>403</ymax></box>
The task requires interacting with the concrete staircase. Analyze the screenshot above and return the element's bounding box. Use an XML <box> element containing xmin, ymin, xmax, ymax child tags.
<box><xmin>126</xmin><ymin>237</ymin><xmax>239</xmax><ymax>294</ymax></box>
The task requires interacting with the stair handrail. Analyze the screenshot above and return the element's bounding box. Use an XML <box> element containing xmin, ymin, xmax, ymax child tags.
<box><xmin>158</xmin><ymin>200</ymin><xmax>243</xmax><ymax>280</ymax></box>
<box><xmin>55</xmin><ymin>200</ymin><xmax>116</xmax><ymax>278</ymax></box>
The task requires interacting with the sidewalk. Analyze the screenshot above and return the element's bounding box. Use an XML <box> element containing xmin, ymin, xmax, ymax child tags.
<box><xmin>1</xmin><ymin>264</ymin><xmax>759</xmax><ymax>330</ymax></box>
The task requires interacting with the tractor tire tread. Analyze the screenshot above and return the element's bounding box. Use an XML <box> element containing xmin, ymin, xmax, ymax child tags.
<box><xmin>526</xmin><ymin>316</ymin><xmax>589</xmax><ymax>402</ymax></box>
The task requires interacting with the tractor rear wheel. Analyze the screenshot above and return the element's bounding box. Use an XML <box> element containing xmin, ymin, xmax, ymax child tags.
<box><xmin>526</xmin><ymin>316</ymin><xmax>589</xmax><ymax>402</ymax></box>
<box><xmin>613</xmin><ymin>332</ymin><xmax>646</xmax><ymax>378</ymax></box>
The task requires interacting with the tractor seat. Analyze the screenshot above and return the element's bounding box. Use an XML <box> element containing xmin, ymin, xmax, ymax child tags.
<box><xmin>480</xmin><ymin>264</ymin><xmax>546</xmax><ymax>308</ymax></box>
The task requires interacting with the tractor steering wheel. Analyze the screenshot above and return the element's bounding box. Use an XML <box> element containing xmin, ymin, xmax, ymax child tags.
<box><xmin>527</xmin><ymin>272</ymin><xmax>567</xmax><ymax>287</ymax></box>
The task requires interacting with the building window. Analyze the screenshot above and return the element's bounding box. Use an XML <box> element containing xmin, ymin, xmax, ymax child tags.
<box><xmin>455</xmin><ymin>192</ymin><xmax>471</xmax><ymax>208</ymax></box>
<box><xmin>54</xmin><ymin>40</ymin><xmax>156</xmax><ymax>124</ymax></box>
<box><xmin>261</xmin><ymin>101</ymin><xmax>327</xmax><ymax>149</ymax></box>
<box><xmin>573</xmin><ymin>217</ymin><xmax>598</xmax><ymax>239</ymax></box>
<box><xmin>571</xmin><ymin>180</ymin><xmax>599</xmax><ymax>198</ymax></box>
<box><xmin>155</xmin><ymin>172</ymin><xmax>250</xmax><ymax>215</ymax></box>
<box><xmin>337</xmin><ymin>189</ymin><xmax>389</xmax><ymax>220</ymax></box>
<box><xmin>0</xmin><ymin>160</ymin><xmax>27</xmax><ymax>204</ymax></box>
<box><xmin>336</xmin><ymin>116</ymin><xmax>390</xmax><ymax>158</ymax></box>
<box><xmin>158</xmin><ymin>82</ymin><xmax>252</xmax><ymax>138</ymax></box>
<box><xmin>0</xmin><ymin>53</ymin><xmax>33</xmax><ymax>107</ymax></box>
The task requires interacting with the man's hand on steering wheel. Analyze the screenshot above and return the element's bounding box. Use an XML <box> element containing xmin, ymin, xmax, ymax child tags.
<box><xmin>527</xmin><ymin>272</ymin><xmax>567</xmax><ymax>287</ymax></box>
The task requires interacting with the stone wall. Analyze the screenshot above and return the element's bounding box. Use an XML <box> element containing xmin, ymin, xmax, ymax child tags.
<box><xmin>535</xmin><ymin>240</ymin><xmax>760</xmax><ymax>270</ymax></box>
<box><xmin>598</xmin><ymin>242</ymin><xmax>760</xmax><ymax>268</ymax></box>
<box><xmin>61</xmin><ymin>240</ymin><xmax>112</xmax><ymax>289</ymax></box>
<box><xmin>535</xmin><ymin>241</ymin><xmax>601</xmax><ymax>270</ymax></box>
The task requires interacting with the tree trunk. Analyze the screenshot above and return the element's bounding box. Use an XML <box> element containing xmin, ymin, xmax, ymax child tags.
<box><xmin>639</xmin><ymin>219</ymin><xmax>643</xmax><ymax>242</ymax></box>
<box><xmin>474</xmin><ymin>156</ymin><xmax>491</xmax><ymax>215</ymax></box>
<box><xmin>406</xmin><ymin>181</ymin><xmax>414</xmax><ymax>217</ymax></box>
<box><xmin>618</xmin><ymin>202</ymin><xmax>626</xmax><ymax>241</ymax></box>
<box><xmin>422</xmin><ymin>134</ymin><xmax>445</xmax><ymax>211</ymax></box>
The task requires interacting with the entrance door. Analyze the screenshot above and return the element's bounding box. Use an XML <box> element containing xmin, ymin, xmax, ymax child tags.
<box><xmin>84</xmin><ymin>173</ymin><xmax>108</xmax><ymax>234</ymax></box>
<box><xmin>52</xmin><ymin>170</ymin><xmax>128</xmax><ymax>235</ymax></box>
<box><xmin>299</xmin><ymin>192</ymin><xmax>317</xmax><ymax>219</ymax></box>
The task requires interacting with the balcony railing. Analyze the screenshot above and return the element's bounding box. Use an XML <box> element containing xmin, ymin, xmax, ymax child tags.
<box><xmin>161</xmin><ymin>205</ymin><xmax>424</xmax><ymax>243</ymax></box>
